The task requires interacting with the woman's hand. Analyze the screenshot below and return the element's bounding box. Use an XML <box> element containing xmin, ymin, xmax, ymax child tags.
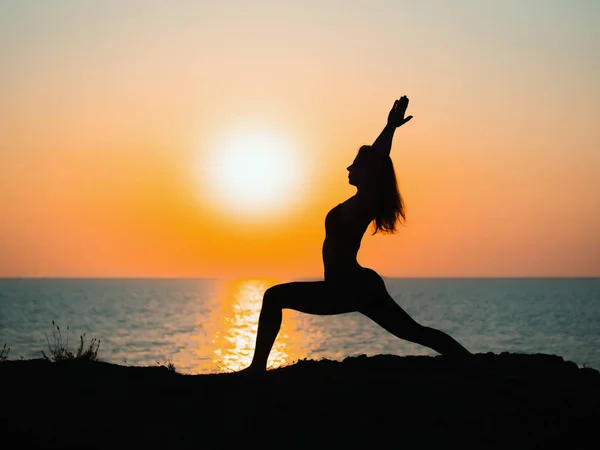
<box><xmin>387</xmin><ymin>95</ymin><xmax>413</xmax><ymax>128</ymax></box>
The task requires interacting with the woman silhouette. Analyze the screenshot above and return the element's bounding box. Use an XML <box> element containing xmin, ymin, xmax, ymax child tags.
<box><xmin>241</xmin><ymin>96</ymin><xmax>471</xmax><ymax>373</ymax></box>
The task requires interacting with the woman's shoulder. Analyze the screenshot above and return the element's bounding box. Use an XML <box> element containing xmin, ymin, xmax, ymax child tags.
<box><xmin>343</xmin><ymin>195</ymin><xmax>375</xmax><ymax>218</ymax></box>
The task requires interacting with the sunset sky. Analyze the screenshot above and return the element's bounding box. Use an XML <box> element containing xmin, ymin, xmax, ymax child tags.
<box><xmin>1</xmin><ymin>0</ymin><xmax>598</xmax><ymax>278</ymax></box>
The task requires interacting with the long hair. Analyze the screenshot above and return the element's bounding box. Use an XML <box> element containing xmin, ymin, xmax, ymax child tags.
<box><xmin>357</xmin><ymin>145</ymin><xmax>406</xmax><ymax>235</ymax></box>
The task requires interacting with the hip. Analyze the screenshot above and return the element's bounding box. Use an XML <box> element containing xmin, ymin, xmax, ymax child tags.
<box><xmin>324</xmin><ymin>265</ymin><xmax>385</xmax><ymax>288</ymax></box>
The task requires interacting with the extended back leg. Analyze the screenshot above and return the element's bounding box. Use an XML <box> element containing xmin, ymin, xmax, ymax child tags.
<box><xmin>360</xmin><ymin>295</ymin><xmax>471</xmax><ymax>357</ymax></box>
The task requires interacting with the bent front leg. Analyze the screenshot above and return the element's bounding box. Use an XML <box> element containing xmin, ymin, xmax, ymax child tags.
<box><xmin>247</xmin><ymin>281</ymin><xmax>359</xmax><ymax>371</ymax></box>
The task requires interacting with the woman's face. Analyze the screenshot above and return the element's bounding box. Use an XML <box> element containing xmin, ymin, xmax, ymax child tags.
<box><xmin>347</xmin><ymin>154</ymin><xmax>369</xmax><ymax>187</ymax></box>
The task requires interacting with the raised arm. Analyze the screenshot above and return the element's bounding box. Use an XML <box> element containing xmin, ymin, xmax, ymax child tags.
<box><xmin>372</xmin><ymin>95</ymin><xmax>413</xmax><ymax>158</ymax></box>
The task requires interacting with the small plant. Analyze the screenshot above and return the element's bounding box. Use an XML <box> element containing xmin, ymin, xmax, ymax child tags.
<box><xmin>41</xmin><ymin>321</ymin><xmax>101</xmax><ymax>362</ymax></box>
<box><xmin>0</xmin><ymin>343</ymin><xmax>10</xmax><ymax>362</ymax></box>
<box><xmin>156</xmin><ymin>359</ymin><xmax>177</xmax><ymax>373</ymax></box>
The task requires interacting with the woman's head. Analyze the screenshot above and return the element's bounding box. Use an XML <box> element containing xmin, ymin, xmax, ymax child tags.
<box><xmin>347</xmin><ymin>145</ymin><xmax>375</xmax><ymax>188</ymax></box>
<box><xmin>347</xmin><ymin>145</ymin><xmax>406</xmax><ymax>234</ymax></box>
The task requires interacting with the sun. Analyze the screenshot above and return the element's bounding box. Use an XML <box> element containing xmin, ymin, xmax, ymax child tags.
<box><xmin>197</xmin><ymin>128</ymin><xmax>303</xmax><ymax>221</ymax></box>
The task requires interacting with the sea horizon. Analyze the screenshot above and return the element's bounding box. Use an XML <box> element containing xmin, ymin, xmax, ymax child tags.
<box><xmin>2</xmin><ymin>276</ymin><xmax>598</xmax><ymax>280</ymax></box>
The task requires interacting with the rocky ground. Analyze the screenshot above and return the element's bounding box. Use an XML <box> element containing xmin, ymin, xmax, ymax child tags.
<box><xmin>1</xmin><ymin>353</ymin><xmax>599</xmax><ymax>449</ymax></box>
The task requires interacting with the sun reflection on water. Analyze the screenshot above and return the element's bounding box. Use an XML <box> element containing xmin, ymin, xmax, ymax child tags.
<box><xmin>209</xmin><ymin>278</ymin><xmax>297</xmax><ymax>372</ymax></box>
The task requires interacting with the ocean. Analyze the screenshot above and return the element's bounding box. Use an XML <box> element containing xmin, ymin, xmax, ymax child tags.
<box><xmin>1</xmin><ymin>277</ymin><xmax>598</xmax><ymax>373</ymax></box>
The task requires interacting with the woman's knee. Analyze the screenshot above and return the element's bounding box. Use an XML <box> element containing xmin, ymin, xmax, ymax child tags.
<box><xmin>262</xmin><ymin>286</ymin><xmax>278</xmax><ymax>306</ymax></box>
<box><xmin>262</xmin><ymin>284</ymin><xmax>286</xmax><ymax>309</ymax></box>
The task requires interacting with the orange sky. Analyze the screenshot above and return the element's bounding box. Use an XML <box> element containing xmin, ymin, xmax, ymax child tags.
<box><xmin>1</xmin><ymin>1</ymin><xmax>599</xmax><ymax>278</ymax></box>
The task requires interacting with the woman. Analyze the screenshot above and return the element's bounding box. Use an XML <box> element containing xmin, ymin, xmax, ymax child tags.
<box><xmin>241</xmin><ymin>96</ymin><xmax>471</xmax><ymax>373</ymax></box>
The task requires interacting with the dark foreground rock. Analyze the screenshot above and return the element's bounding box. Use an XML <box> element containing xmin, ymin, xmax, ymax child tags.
<box><xmin>1</xmin><ymin>353</ymin><xmax>599</xmax><ymax>449</ymax></box>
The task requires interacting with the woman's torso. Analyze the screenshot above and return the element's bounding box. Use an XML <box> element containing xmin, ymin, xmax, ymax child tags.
<box><xmin>322</xmin><ymin>195</ymin><xmax>374</xmax><ymax>279</ymax></box>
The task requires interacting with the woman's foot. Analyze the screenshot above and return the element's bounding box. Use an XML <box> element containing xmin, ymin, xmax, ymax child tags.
<box><xmin>233</xmin><ymin>363</ymin><xmax>267</xmax><ymax>377</ymax></box>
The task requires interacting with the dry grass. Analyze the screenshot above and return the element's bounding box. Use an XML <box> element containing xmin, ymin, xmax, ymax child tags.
<box><xmin>0</xmin><ymin>343</ymin><xmax>9</xmax><ymax>362</ymax></box>
<box><xmin>41</xmin><ymin>321</ymin><xmax>101</xmax><ymax>362</ymax></box>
